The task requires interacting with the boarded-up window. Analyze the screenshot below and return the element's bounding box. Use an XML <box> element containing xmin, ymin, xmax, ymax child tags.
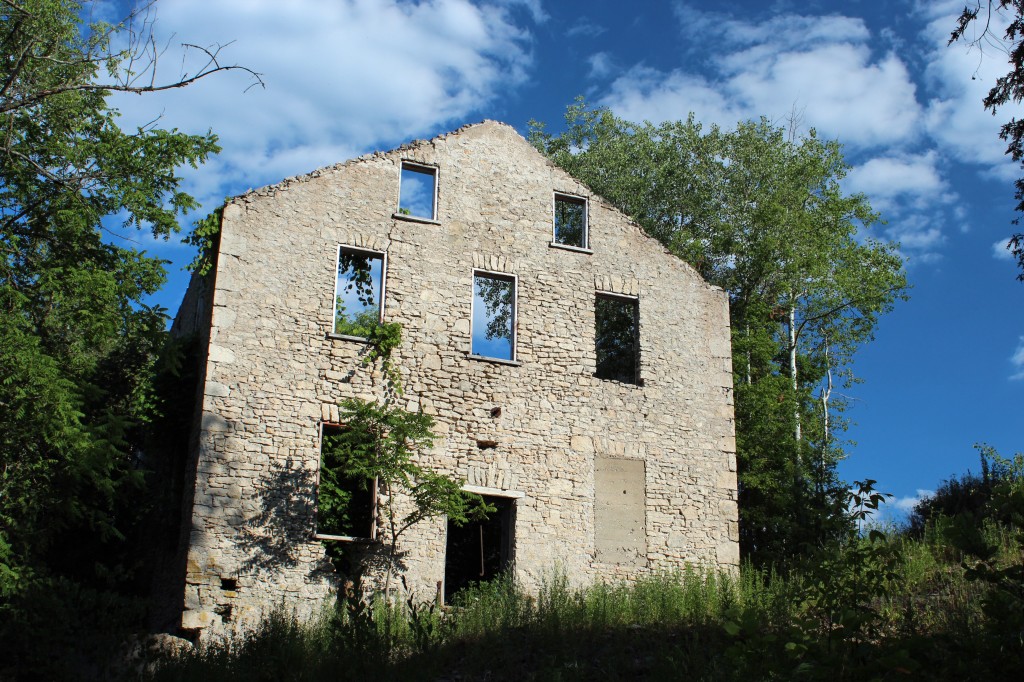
<box><xmin>594</xmin><ymin>456</ymin><xmax>646</xmax><ymax>566</ymax></box>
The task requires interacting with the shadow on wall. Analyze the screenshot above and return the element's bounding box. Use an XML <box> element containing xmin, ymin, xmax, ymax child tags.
<box><xmin>236</xmin><ymin>455</ymin><xmax>324</xmax><ymax>576</ymax></box>
<box><xmin>226</xmin><ymin>434</ymin><xmax>416</xmax><ymax>593</ymax></box>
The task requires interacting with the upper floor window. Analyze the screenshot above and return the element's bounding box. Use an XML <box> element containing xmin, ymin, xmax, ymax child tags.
<box><xmin>399</xmin><ymin>162</ymin><xmax>437</xmax><ymax>220</ymax></box>
<box><xmin>472</xmin><ymin>271</ymin><xmax>516</xmax><ymax>361</ymax></box>
<box><xmin>334</xmin><ymin>246</ymin><xmax>385</xmax><ymax>337</ymax></box>
<box><xmin>553</xmin><ymin>193</ymin><xmax>588</xmax><ymax>249</ymax></box>
<box><xmin>595</xmin><ymin>293</ymin><xmax>639</xmax><ymax>384</ymax></box>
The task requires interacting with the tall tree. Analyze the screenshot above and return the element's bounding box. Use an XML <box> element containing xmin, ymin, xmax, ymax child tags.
<box><xmin>951</xmin><ymin>0</ymin><xmax>1024</xmax><ymax>279</ymax></box>
<box><xmin>531</xmin><ymin>102</ymin><xmax>907</xmax><ymax>567</ymax></box>
<box><xmin>0</xmin><ymin>0</ymin><xmax>256</xmax><ymax>595</ymax></box>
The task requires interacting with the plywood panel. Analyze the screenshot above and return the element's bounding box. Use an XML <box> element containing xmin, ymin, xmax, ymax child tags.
<box><xmin>595</xmin><ymin>457</ymin><xmax>646</xmax><ymax>566</ymax></box>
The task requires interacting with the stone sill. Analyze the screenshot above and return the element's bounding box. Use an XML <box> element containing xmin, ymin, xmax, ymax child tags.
<box><xmin>468</xmin><ymin>354</ymin><xmax>522</xmax><ymax>367</ymax></box>
<box><xmin>392</xmin><ymin>212</ymin><xmax>440</xmax><ymax>225</ymax></box>
<box><xmin>549</xmin><ymin>241</ymin><xmax>593</xmax><ymax>255</ymax></box>
<box><xmin>464</xmin><ymin>484</ymin><xmax>526</xmax><ymax>499</ymax></box>
<box><xmin>315</xmin><ymin>533</ymin><xmax>375</xmax><ymax>543</ymax></box>
<box><xmin>326</xmin><ymin>332</ymin><xmax>369</xmax><ymax>343</ymax></box>
<box><xmin>594</xmin><ymin>374</ymin><xmax>645</xmax><ymax>389</ymax></box>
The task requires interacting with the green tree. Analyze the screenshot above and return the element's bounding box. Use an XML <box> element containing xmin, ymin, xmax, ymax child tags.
<box><xmin>318</xmin><ymin>322</ymin><xmax>490</xmax><ymax>597</ymax></box>
<box><xmin>0</xmin><ymin>0</ymin><xmax>256</xmax><ymax>596</ymax></box>
<box><xmin>531</xmin><ymin>101</ymin><xmax>907</xmax><ymax>567</ymax></box>
<box><xmin>951</xmin><ymin>1</ymin><xmax>1024</xmax><ymax>279</ymax></box>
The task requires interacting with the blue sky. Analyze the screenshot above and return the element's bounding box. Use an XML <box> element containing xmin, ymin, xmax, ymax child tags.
<box><xmin>104</xmin><ymin>0</ymin><xmax>1022</xmax><ymax>517</ymax></box>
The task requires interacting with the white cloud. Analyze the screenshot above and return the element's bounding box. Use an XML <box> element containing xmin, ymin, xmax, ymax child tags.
<box><xmin>993</xmin><ymin>236</ymin><xmax>1015</xmax><ymax>260</ymax></box>
<box><xmin>846</xmin><ymin>152</ymin><xmax>948</xmax><ymax>207</ymax></box>
<box><xmin>596</xmin><ymin>3</ymin><xmax>1024</xmax><ymax>270</ymax></box>
<box><xmin>603</xmin><ymin>7</ymin><xmax>920</xmax><ymax>148</ymax></box>
<box><xmin>109</xmin><ymin>0</ymin><xmax>537</xmax><ymax>208</ymax></box>
<box><xmin>1011</xmin><ymin>337</ymin><xmax>1024</xmax><ymax>380</ymax></box>
<box><xmin>893</xmin><ymin>489</ymin><xmax>934</xmax><ymax>513</ymax></box>
<box><xmin>502</xmin><ymin>0</ymin><xmax>547</xmax><ymax>23</ymax></box>
<box><xmin>849</xmin><ymin>486</ymin><xmax>932</xmax><ymax>524</ymax></box>
<box><xmin>567</xmin><ymin>18</ymin><xmax>606</xmax><ymax>38</ymax></box>
<box><xmin>884</xmin><ymin>213</ymin><xmax>946</xmax><ymax>254</ymax></box>
<box><xmin>918</xmin><ymin>1</ymin><xmax>1022</xmax><ymax>176</ymax></box>
<box><xmin>587</xmin><ymin>52</ymin><xmax>614</xmax><ymax>79</ymax></box>
<box><xmin>601</xmin><ymin>66</ymin><xmax>740</xmax><ymax>127</ymax></box>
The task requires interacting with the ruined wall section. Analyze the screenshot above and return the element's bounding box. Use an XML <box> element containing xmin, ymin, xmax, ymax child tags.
<box><xmin>181</xmin><ymin>121</ymin><xmax>737</xmax><ymax>636</ymax></box>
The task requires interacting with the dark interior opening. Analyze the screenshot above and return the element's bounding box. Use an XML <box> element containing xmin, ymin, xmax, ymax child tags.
<box><xmin>444</xmin><ymin>495</ymin><xmax>515</xmax><ymax>603</ymax></box>
<box><xmin>318</xmin><ymin>425</ymin><xmax>375</xmax><ymax>538</ymax></box>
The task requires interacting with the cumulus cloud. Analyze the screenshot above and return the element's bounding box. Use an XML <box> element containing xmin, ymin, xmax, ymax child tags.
<box><xmin>587</xmin><ymin>52</ymin><xmax>614</xmax><ymax>79</ymax></box>
<box><xmin>919</xmin><ymin>3</ymin><xmax>1021</xmax><ymax>178</ymax></box>
<box><xmin>849</xmin><ymin>486</ymin><xmax>932</xmax><ymax>524</ymax></box>
<box><xmin>602</xmin><ymin>6</ymin><xmax>920</xmax><ymax>148</ymax></box>
<box><xmin>110</xmin><ymin>0</ymin><xmax>537</xmax><ymax>209</ymax></box>
<box><xmin>893</xmin><ymin>490</ymin><xmax>934</xmax><ymax>514</ymax></box>
<box><xmin>993</xmin><ymin>237</ymin><xmax>1016</xmax><ymax>260</ymax></box>
<box><xmin>601</xmin><ymin>66</ymin><xmax>741</xmax><ymax>127</ymax></box>
<box><xmin>1011</xmin><ymin>337</ymin><xmax>1024</xmax><ymax>380</ymax></box>
<box><xmin>846</xmin><ymin>153</ymin><xmax>949</xmax><ymax>207</ymax></box>
<box><xmin>595</xmin><ymin>2</ymin><xmax>1024</xmax><ymax>268</ymax></box>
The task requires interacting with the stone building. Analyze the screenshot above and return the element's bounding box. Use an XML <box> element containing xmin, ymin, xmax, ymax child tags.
<box><xmin>172</xmin><ymin>120</ymin><xmax>738</xmax><ymax>638</ymax></box>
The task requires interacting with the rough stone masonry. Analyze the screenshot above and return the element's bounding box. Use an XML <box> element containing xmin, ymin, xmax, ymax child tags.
<box><xmin>172</xmin><ymin>120</ymin><xmax>738</xmax><ymax>638</ymax></box>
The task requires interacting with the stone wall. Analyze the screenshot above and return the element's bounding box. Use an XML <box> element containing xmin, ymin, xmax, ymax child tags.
<box><xmin>176</xmin><ymin>120</ymin><xmax>737</xmax><ymax>637</ymax></box>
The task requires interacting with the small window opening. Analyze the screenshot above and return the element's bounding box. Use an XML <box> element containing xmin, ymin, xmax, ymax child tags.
<box><xmin>334</xmin><ymin>247</ymin><xmax>385</xmax><ymax>337</ymax></box>
<box><xmin>317</xmin><ymin>425</ymin><xmax>376</xmax><ymax>539</ymax></box>
<box><xmin>490</xmin><ymin>406</ymin><xmax>502</xmax><ymax>418</ymax></box>
<box><xmin>595</xmin><ymin>293</ymin><xmax>640</xmax><ymax>384</ymax></box>
<box><xmin>399</xmin><ymin>163</ymin><xmax>437</xmax><ymax>219</ymax></box>
<box><xmin>444</xmin><ymin>495</ymin><xmax>515</xmax><ymax>603</ymax></box>
<box><xmin>476</xmin><ymin>439</ymin><xmax>498</xmax><ymax>450</ymax></box>
<box><xmin>553</xmin><ymin>194</ymin><xmax>587</xmax><ymax>248</ymax></box>
<box><xmin>220</xmin><ymin>577</ymin><xmax>237</xmax><ymax>591</ymax></box>
<box><xmin>214</xmin><ymin>604</ymin><xmax>233</xmax><ymax>622</ymax></box>
<box><xmin>472</xmin><ymin>272</ymin><xmax>516</xmax><ymax>361</ymax></box>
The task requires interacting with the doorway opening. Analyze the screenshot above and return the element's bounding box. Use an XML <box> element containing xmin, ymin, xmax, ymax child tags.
<box><xmin>444</xmin><ymin>494</ymin><xmax>515</xmax><ymax>603</ymax></box>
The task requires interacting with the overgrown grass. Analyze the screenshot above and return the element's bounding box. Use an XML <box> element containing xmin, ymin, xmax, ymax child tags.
<box><xmin>145</xmin><ymin>524</ymin><xmax>1024</xmax><ymax>682</ymax></box>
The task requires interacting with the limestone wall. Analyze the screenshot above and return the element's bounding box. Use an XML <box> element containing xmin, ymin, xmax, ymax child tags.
<box><xmin>177</xmin><ymin>121</ymin><xmax>737</xmax><ymax>637</ymax></box>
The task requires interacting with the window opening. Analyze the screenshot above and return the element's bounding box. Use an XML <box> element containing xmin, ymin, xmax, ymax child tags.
<box><xmin>553</xmin><ymin>193</ymin><xmax>587</xmax><ymax>248</ymax></box>
<box><xmin>317</xmin><ymin>425</ymin><xmax>376</xmax><ymax>539</ymax></box>
<box><xmin>334</xmin><ymin>247</ymin><xmax>384</xmax><ymax>337</ymax></box>
<box><xmin>399</xmin><ymin>163</ymin><xmax>437</xmax><ymax>219</ymax></box>
<box><xmin>444</xmin><ymin>495</ymin><xmax>515</xmax><ymax>603</ymax></box>
<box><xmin>471</xmin><ymin>271</ymin><xmax>516</xmax><ymax>361</ymax></box>
<box><xmin>595</xmin><ymin>293</ymin><xmax>640</xmax><ymax>384</ymax></box>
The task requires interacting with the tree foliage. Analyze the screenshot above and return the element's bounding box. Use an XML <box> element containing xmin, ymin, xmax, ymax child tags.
<box><xmin>319</xmin><ymin>322</ymin><xmax>490</xmax><ymax>589</ymax></box>
<box><xmin>475</xmin><ymin>274</ymin><xmax>514</xmax><ymax>344</ymax></box>
<box><xmin>0</xmin><ymin>0</ymin><xmax>253</xmax><ymax>597</ymax></box>
<box><xmin>531</xmin><ymin>101</ymin><xmax>908</xmax><ymax>567</ymax></box>
<box><xmin>951</xmin><ymin>0</ymin><xmax>1024</xmax><ymax>279</ymax></box>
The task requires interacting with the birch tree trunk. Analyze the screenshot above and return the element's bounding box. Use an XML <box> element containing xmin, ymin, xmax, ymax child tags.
<box><xmin>789</xmin><ymin>303</ymin><xmax>800</xmax><ymax>445</ymax></box>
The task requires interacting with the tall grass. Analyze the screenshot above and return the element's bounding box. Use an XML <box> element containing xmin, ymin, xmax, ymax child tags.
<box><xmin>147</xmin><ymin>527</ymin><xmax>1024</xmax><ymax>681</ymax></box>
<box><xmin>147</xmin><ymin>567</ymin><xmax>789</xmax><ymax>681</ymax></box>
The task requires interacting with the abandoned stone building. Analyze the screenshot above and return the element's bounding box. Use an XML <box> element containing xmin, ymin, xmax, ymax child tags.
<box><xmin>171</xmin><ymin>120</ymin><xmax>738</xmax><ymax>637</ymax></box>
